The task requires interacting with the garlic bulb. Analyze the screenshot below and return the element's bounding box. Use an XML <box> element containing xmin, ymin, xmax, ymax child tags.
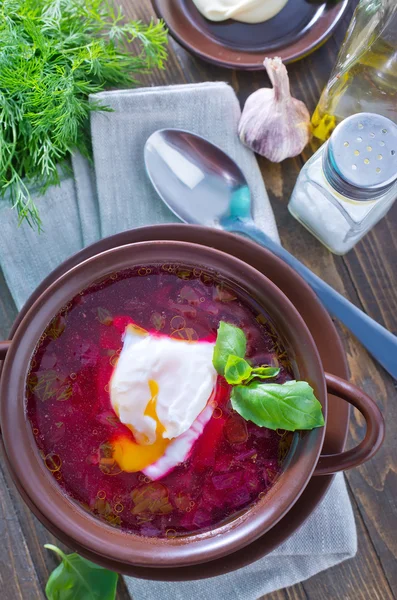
<box><xmin>238</xmin><ymin>57</ymin><xmax>311</xmax><ymax>162</ymax></box>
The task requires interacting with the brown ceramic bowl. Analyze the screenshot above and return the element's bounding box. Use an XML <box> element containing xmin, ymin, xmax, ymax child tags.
<box><xmin>0</xmin><ymin>240</ymin><xmax>384</xmax><ymax>571</ymax></box>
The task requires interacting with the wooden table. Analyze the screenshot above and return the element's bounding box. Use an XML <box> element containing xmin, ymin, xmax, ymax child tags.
<box><xmin>1</xmin><ymin>1</ymin><xmax>396</xmax><ymax>598</ymax></box>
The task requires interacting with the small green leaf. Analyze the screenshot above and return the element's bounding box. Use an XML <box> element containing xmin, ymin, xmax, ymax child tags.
<box><xmin>44</xmin><ymin>544</ymin><xmax>118</xmax><ymax>600</ymax></box>
<box><xmin>224</xmin><ymin>358</ymin><xmax>280</xmax><ymax>385</ymax></box>
<box><xmin>231</xmin><ymin>380</ymin><xmax>325</xmax><ymax>432</ymax></box>
<box><xmin>224</xmin><ymin>355</ymin><xmax>252</xmax><ymax>384</ymax></box>
<box><xmin>212</xmin><ymin>322</ymin><xmax>247</xmax><ymax>376</ymax></box>
<box><xmin>246</xmin><ymin>365</ymin><xmax>280</xmax><ymax>383</ymax></box>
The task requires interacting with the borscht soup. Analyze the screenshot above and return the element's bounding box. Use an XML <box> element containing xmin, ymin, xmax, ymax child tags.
<box><xmin>26</xmin><ymin>264</ymin><xmax>296</xmax><ymax>538</ymax></box>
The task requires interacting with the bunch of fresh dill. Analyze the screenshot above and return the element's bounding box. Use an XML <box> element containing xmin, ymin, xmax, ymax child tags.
<box><xmin>0</xmin><ymin>0</ymin><xmax>167</xmax><ymax>229</ymax></box>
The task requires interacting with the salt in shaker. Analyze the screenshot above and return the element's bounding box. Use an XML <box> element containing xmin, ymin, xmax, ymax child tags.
<box><xmin>288</xmin><ymin>113</ymin><xmax>397</xmax><ymax>255</ymax></box>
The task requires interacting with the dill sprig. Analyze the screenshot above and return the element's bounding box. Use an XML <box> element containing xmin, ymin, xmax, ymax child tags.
<box><xmin>0</xmin><ymin>0</ymin><xmax>168</xmax><ymax>229</ymax></box>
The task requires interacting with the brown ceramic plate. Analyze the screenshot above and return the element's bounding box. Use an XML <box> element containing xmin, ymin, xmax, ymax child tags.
<box><xmin>151</xmin><ymin>0</ymin><xmax>349</xmax><ymax>69</ymax></box>
<box><xmin>3</xmin><ymin>224</ymin><xmax>349</xmax><ymax>580</ymax></box>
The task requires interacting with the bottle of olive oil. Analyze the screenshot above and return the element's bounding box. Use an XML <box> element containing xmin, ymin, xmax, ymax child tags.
<box><xmin>312</xmin><ymin>0</ymin><xmax>397</xmax><ymax>141</ymax></box>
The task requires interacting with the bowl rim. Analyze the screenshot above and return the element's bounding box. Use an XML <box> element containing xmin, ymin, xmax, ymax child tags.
<box><xmin>0</xmin><ymin>240</ymin><xmax>326</xmax><ymax>567</ymax></box>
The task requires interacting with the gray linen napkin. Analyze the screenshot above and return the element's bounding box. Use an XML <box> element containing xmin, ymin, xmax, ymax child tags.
<box><xmin>126</xmin><ymin>473</ymin><xmax>355</xmax><ymax>599</ymax></box>
<box><xmin>0</xmin><ymin>83</ymin><xmax>356</xmax><ymax>598</ymax></box>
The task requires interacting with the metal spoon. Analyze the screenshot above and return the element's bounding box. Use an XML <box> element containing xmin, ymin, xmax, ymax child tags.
<box><xmin>144</xmin><ymin>128</ymin><xmax>397</xmax><ymax>380</ymax></box>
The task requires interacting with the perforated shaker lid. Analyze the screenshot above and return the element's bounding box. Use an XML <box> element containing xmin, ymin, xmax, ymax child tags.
<box><xmin>323</xmin><ymin>113</ymin><xmax>397</xmax><ymax>201</ymax></box>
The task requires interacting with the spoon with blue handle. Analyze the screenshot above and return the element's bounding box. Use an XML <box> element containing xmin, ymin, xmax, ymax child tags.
<box><xmin>144</xmin><ymin>128</ymin><xmax>397</xmax><ymax>380</ymax></box>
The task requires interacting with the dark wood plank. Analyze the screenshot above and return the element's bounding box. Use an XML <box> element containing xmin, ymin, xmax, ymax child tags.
<box><xmin>0</xmin><ymin>446</ymin><xmax>44</xmax><ymax>599</ymax></box>
<box><xmin>343</xmin><ymin>205</ymin><xmax>397</xmax><ymax>334</ymax></box>
<box><xmin>338</xmin><ymin>212</ymin><xmax>397</xmax><ymax>595</ymax></box>
<box><xmin>116</xmin><ymin>577</ymin><xmax>134</xmax><ymax>600</ymax></box>
<box><xmin>0</xmin><ymin>441</ymin><xmax>70</xmax><ymax>596</ymax></box>
<box><xmin>300</xmin><ymin>490</ymin><xmax>394</xmax><ymax>600</ymax></box>
<box><xmin>262</xmin><ymin>588</ymin><xmax>307</xmax><ymax>600</ymax></box>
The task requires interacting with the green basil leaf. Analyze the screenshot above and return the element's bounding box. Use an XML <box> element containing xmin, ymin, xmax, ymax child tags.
<box><xmin>247</xmin><ymin>365</ymin><xmax>280</xmax><ymax>382</ymax></box>
<box><xmin>212</xmin><ymin>321</ymin><xmax>247</xmax><ymax>376</ymax></box>
<box><xmin>224</xmin><ymin>355</ymin><xmax>252</xmax><ymax>384</ymax></box>
<box><xmin>45</xmin><ymin>545</ymin><xmax>118</xmax><ymax>600</ymax></box>
<box><xmin>231</xmin><ymin>380</ymin><xmax>325</xmax><ymax>432</ymax></box>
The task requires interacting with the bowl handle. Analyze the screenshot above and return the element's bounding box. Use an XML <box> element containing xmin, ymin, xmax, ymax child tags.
<box><xmin>313</xmin><ymin>372</ymin><xmax>385</xmax><ymax>476</ymax></box>
<box><xmin>0</xmin><ymin>341</ymin><xmax>11</xmax><ymax>361</ymax></box>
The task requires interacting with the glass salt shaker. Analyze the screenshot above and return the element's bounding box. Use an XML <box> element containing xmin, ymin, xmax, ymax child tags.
<box><xmin>288</xmin><ymin>113</ymin><xmax>397</xmax><ymax>255</ymax></box>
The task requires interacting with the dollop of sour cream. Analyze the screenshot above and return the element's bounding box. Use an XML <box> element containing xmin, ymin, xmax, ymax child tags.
<box><xmin>193</xmin><ymin>0</ymin><xmax>288</xmax><ymax>23</ymax></box>
<box><xmin>192</xmin><ymin>0</ymin><xmax>289</xmax><ymax>23</ymax></box>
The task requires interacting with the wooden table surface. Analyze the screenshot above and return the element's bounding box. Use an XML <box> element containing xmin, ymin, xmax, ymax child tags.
<box><xmin>1</xmin><ymin>1</ymin><xmax>396</xmax><ymax>598</ymax></box>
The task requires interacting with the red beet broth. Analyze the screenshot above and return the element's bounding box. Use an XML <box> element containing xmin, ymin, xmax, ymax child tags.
<box><xmin>26</xmin><ymin>264</ymin><xmax>295</xmax><ymax>538</ymax></box>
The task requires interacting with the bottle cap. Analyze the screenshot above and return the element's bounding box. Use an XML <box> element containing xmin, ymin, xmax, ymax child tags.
<box><xmin>323</xmin><ymin>113</ymin><xmax>397</xmax><ymax>201</ymax></box>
